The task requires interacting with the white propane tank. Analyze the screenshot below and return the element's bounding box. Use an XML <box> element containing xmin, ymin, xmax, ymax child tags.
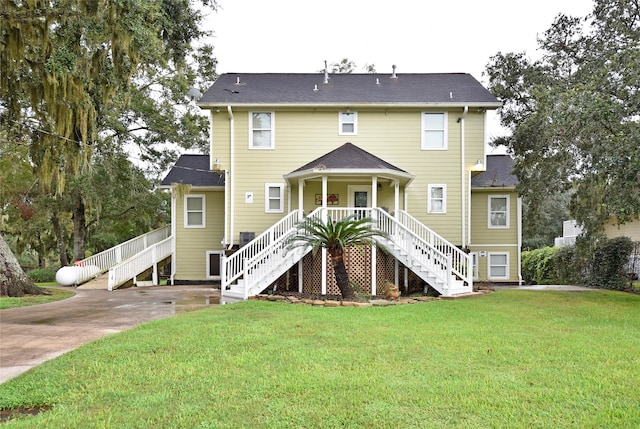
<box><xmin>55</xmin><ymin>266</ymin><xmax>79</xmax><ymax>285</ymax></box>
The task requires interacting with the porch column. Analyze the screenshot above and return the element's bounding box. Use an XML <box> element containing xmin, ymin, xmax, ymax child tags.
<box><xmin>372</xmin><ymin>176</ymin><xmax>378</xmax><ymax>209</ymax></box>
<box><xmin>394</xmin><ymin>180</ymin><xmax>400</xmax><ymax>215</ymax></box>
<box><xmin>298</xmin><ymin>179</ymin><xmax>305</xmax><ymax>219</ymax></box>
<box><xmin>321</xmin><ymin>175</ymin><xmax>327</xmax><ymax>294</ymax></box>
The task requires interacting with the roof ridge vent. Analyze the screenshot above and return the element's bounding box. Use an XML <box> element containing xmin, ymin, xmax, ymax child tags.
<box><xmin>391</xmin><ymin>65</ymin><xmax>397</xmax><ymax>79</ymax></box>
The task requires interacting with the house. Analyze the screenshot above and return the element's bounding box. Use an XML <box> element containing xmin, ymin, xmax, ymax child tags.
<box><xmin>160</xmin><ymin>69</ymin><xmax>522</xmax><ymax>298</ymax></box>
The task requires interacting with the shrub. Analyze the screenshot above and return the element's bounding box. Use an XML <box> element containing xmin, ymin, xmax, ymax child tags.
<box><xmin>521</xmin><ymin>246</ymin><xmax>556</xmax><ymax>285</ymax></box>
<box><xmin>552</xmin><ymin>245</ymin><xmax>586</xmax><ymax>285</ymax></box>
<box><xmin>27</xmin><ymin>268</ymin><xmax>57</xmax><ymax>283</ymax></box>
<box><xmin>588</xmin><ymin>236</ymin><xmax>634</xmax><ymax>290</ymax></box>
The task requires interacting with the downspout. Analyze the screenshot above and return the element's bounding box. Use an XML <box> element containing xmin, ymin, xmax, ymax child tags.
<box><xmin>517</xmin><ymin>196</ymin><xmax>523</xmax><ymax>285</ymax></box>
<box><xmin>170</xmin><ymin>192</ymin><xmax>177</xmax><ymax>284</ymax></box>
<box><xmin>227</xmin><ymin>105</ymin><xmax>235</xmax><ymax>249</ymax></box>
<box><xmin>459</xmin><ymin>106</ymin><xmax>468</xmax><ymax>248</ymax></box>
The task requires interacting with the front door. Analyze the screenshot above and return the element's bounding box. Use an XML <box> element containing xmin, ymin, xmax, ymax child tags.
<box><xmin>348</xmin><ymin>185</ymin><xmax>371</xmax><ymax>219</ymax></box>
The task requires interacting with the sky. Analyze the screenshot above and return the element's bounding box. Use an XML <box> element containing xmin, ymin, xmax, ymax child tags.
<box><xmin>202</xmin><ymin>0</ymin><xmax>595</xmax><ymax>144</ymax></box>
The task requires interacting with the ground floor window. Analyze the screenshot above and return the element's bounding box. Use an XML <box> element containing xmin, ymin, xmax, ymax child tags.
<box><xmin>488</xmin><ymin>252</ymin><xmax>509</xmax><ymax>279</ymax></box>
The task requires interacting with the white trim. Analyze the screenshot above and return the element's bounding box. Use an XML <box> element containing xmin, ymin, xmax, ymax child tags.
<box><xmin>421</xmin><ymin>112</ymin><xmax>448</xmax><ymax>150</ymax></box>
<box><xmin>206</xmin><ymin>251</ymin><xmax>223</xmax><ymax>280</ymax></box>
<box><xmin>488</xmin><ymin>194</ymin><xmax>510</xmax><ymax>229</ymax></box>
<box><xmin>249</xmin><ymin>111</ymin><xmax>275</xmax><ymax>149</ymax></box>
<box><xmin>184</xmin><ymin>194</ymin><xmax>205</xmax><ymax>228</ymax></box>
<box><xmin>427</xmin><ymin>184</ymin><xmax>447</xmax><ymax>214</ymax></box>
<box><xmin>265</xmin><ymin>183</ymin><xmax>285</xmax><ymax>213</ymax></box>
<box><xmin>469</xmin><ymin>243</ymin><xmax>519</xmax><ymax>248</ymax></box>
<box><xmin>488</xmin><ymin>252</ymin><xmax>509</xmax><ymax>280</ymax></box>
<box><xmin>338</xmin><ymin>111</ymin><xmax>358</xmax><ymax>135</ymax></box>
<box><xmin>471</xmin><ymin>252</ymin><xmax>479</xmax><ymax>280</ymax></box>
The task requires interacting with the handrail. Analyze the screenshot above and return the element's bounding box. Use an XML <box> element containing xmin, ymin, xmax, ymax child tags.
<box><xmin>222</xmin><ymin>207</ymin><xmax>471</xmax><ymax>297</ymax></box>
<box><xmin>222</xmin><ymin>211</ymin><xmax>303</xmax><ymax>289</ymax></box>
<box><xmin>107</xmin><ymin>236</ymin><xmax>173</xmax><ymax>290</ymax></box>
<box><xmin>72</xmin><ymin>226</ymin><xmax>171</xmax><ymax>284</ymax></box>
<box><xmin>394</xmin><ymin>210</ymin><xmax>471</xmax><ymax>287</ymax></box>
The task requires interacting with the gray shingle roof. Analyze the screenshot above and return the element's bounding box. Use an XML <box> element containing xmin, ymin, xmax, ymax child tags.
<box><xmin>291</xmin><ymin>143</ymin><xmax>408</xmax><ymax>173</ymax></box>
<box><xmin>471</xmin><ymin>155</ymin><xmax>519</xmax><ymax>188</ymax></box>
<box><xmin>199</xmin><ymin>73</ymin><xmax>501</xmax><ymax>106</ymax></box>
<box><xmin>160</xmin><ymin>154</ymin><xmax>224</xmax><ymax>187</ymax></box>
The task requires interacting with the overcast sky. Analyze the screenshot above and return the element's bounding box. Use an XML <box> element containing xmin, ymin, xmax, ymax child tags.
<box><xmin>203</xmin><ymin>0</ymin><xmax>595</xmax><ymax>144</ymax></box>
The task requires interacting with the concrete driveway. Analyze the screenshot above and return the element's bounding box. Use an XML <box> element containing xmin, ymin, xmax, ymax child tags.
<box><xmin>0</xmin><ymin>285</ymin><xmax>224</xmax><ymax>384</ymax></box>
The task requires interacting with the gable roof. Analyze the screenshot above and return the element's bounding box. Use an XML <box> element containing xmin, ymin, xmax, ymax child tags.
<box><xmin>199</xmin><ymin>73</ymin><xmax>501</xmax><ymax>108</ymax></box>
<box><xmin>160</xmin><ymin>154</ymin><xmax>224</xmax><ymax>188</ymax></box>
<box><xmin>291</xmin><ymin>142</ymin><xmax>408</xmax><ymax>173</ymax></box>
<box><xmin>284</xmin><ymin>143</ymin><xmax>414</xmax><ymax>185</ymax></box>
<box><xmin>471</xmin><ymin>155</ymin><xmax>519</xmax><ymax>188</ymax></box>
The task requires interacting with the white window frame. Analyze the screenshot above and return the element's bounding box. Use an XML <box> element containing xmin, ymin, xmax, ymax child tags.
<box><xmin>488</xmin><ymin>252</ymin><xmax>509</xmax><ymax>280</ymax></box>
<box><xmin>249</xmin><ymin>111</ymin><xmax>275</xmax><ymax>149</ymax></box>
<box><xmin>339</xmin><ymin>111</ymin><xmax>358</xmax><ymax>135</ymax></box>
<box><xmin>421</xmin><ymin>112</ymin><xmax>448</xmax><ymax>150</ymax></box>
<box><xmin>488</xmin><ymin>195</ymin><xmax>510</xmax><ymax>229</ymax></box>
<box><xmin>427</xmin><ymin>184</ymin><xmax>447</xmax><ymax>213</ymax></box>
<box><xmin>265</xmin><ymin>183</ymin><xmax>285</xmax><ymax>213</ymax></box>
<box><xmin>184</xmin><ymin>194</ymin><xmax>205</xmax><ymax>228</ymax></box>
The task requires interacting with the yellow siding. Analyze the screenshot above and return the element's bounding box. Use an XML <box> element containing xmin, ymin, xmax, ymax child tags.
<box><xmin>603</xmin><ymin>218</ymin><xmax>640</xmax><ymax>241</ymax></box>
<box><xmin>469</xmin><ymin>189</ymin><xmax>520</xmax><ymax>282</ymax></box>
<box><xmin>210</xmin><ymin>107</ymin><xmax>489</xmax><ymax>245</ymax></box>
<box><xmin>472</xmin><ymin>246</ymin><xmax>520</xmax><ymax>283</ymax></box>
<box><xmin>174</xmin><ymin>190</ymin><xmax>225</xmax><ymax>281</ymax></box>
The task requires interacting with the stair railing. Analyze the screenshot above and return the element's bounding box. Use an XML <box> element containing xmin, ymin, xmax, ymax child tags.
<box><xmin>394</xmin><ymin>210</ymin><xmax>472</xmax><ymax>288</ymax></box>
<box><xmin>222</xmin><ymin>210</ymin><xmax>304</xmax><ymax>291</ymax></box>
<box><xmin>107</xmin><ymin>236</ymin><xmax>173</xmax><ymax>290</ymax></box>
<box><xmin>70</xmin><ymin>226</ymin><xmax>171</xmax><ymax>285</ymax></box>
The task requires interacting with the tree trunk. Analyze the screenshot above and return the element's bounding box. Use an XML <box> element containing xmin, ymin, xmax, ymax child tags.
<box><xmin>0</xmin><ymin>233</ymin><xmax>48</xmax><ymax>297</ymax></box>
<box><xmin>329</xmin><ymin>249</ymin><xmax>355</xmax><ymax>300</ymax></box>
<box><xmin>52</xmin><ymin>211</ymin><xmax>69</xmax><ymax>266</ymax></box>
<box><xmin>72</xmin><ymin>193</ymin><xmax>86</xmax><ymax>261</ymax></box>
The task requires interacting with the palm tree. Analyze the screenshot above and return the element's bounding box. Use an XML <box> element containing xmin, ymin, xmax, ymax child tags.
<box><xmin>289</xmin><ymin>214</ymin><xmax>387</xmax><ymax>300</ymax></box>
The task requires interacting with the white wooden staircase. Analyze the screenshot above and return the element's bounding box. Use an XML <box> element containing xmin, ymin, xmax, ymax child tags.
<box><xmin>221</xmin><ymin>208</ymin><xmax>472</xmax><ymax>299</ymax></box>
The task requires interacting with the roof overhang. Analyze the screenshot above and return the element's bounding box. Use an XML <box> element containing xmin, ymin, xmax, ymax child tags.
<box><xmin>198</xmin><ymin>102</ymin><xmax>503</xmax><ymax>110</ymax></box>
<box><xmin>283</xmin><ymin>168</ymin><xmax>415</xmax><ymax>187</ymax></box>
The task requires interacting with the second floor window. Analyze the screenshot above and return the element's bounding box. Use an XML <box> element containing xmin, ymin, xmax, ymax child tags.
<box><xmin>421</xmin><ymin>112</ymin><xmax>447</xmax><ymax>150</ymax></box>
<box><xmin>250</xmin><ymin>112</ymin><xmax>274</xmax><ymax>149</ymax></box>
<box><xmin>339</xmin><ymin>112</ymin><xmax>357</xmax><ymax>135</ymax></box>
<box><xmin>489</xmin><ymin>195</ymin><xmax>510</xmax><ymax>228</ymax></box>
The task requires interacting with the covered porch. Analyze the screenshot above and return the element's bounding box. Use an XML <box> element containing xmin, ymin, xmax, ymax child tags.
<box><xmin>283</xmin><ymin>143</ymin><xmax>414</xmax><ymax>216</ymax></box>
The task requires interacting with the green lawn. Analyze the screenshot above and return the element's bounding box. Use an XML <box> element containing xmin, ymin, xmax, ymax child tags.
<box><xmin>0</xmin><ymin>286</ymin><xmax>74</xmax><ymax>310</ymax></box>
<box><xmin>1</xmin><ymin>290</ymin><xmax>639</xmax><ymax>428</ymax></box>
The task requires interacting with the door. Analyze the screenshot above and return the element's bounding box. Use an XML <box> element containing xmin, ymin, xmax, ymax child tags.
<box><xmin>207</xmin><ymin>251</ymin><xmax>222</xmax><ymax>279</ymax></box>
<box><xmin>348</xmin><ymin>185</ymin><xmax>371</xmax><ymax>219</ymax></box>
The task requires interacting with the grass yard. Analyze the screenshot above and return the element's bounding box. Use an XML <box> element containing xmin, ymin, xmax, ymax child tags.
<box><xmin>1</xmin><ymin>289</ymin><xmax>639</xmax><ymax>428</ymax></box>
<box><xmin>0</xmin><ymin>286</ymin><xmax>74</xmax><ymax>310</ymax></box>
